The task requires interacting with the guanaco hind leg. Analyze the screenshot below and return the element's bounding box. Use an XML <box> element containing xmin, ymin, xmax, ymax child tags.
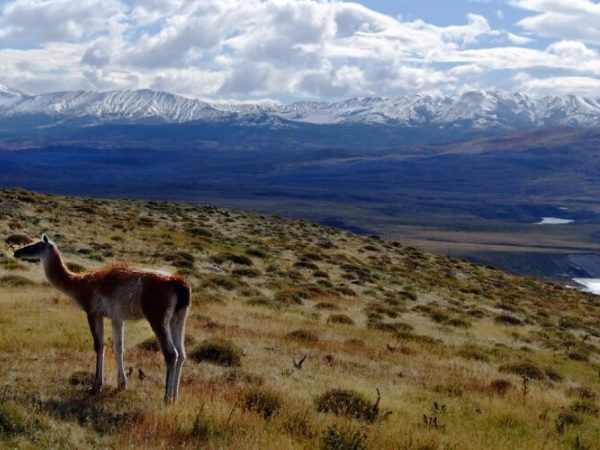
<box><xmin>170</xmin><ymin>309</ymin><xmax>188</xmax><ymax>400</ymax></box>
<box><xmin>111</xmin><ymin>319</ymin><xmax>127</xmax><ymax>390</ymax></box>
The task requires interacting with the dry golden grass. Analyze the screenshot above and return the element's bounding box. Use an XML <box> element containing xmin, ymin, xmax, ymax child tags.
<box><xmin>0</xmin><ymin>188</ymin><xmax>599</xmax><ymax>449</ymax></box>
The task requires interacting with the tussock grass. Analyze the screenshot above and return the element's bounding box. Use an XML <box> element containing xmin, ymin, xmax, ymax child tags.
<box><xmin>315</xmin><ymin>389</ymin><xmax>379</xmax><ymax>422</ymax></box>
<box><xmin>189</xmin><ymin>338</ymin><xmax>242</xmax><ymax>367</ymax></box>
<box><xmin>242</xmin><ymin>388</ymin><xmax>283</xmax><ymax>419</ymax></box>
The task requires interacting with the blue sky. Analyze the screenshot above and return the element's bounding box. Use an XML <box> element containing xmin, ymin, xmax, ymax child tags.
<box><xmin>0</xmin><ymin>0</ymin><xmax>599</xmax><ymax>100</ymax></box>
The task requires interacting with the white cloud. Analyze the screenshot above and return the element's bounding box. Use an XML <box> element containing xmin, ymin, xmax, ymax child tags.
<box><xmin>512</xmin><ymin>72</ymin><xmax>600</xmax><ymax>95</ymax></box>
<box><xmin>0</xmin><ymin>0</ymin><xmax>598</xmax><ymax>99</ymax></box>
<box><xmin>513</xmin><ymin>0</ymin><xmax>600</xmax><ymax>44</ymax></box>
<box><xmin>0</xmin><ymin>0</ymin><xmax>126</xmax><ymax>42</ymax></box>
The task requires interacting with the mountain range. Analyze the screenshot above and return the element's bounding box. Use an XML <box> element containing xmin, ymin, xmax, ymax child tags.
<box><xmin>2</xmin><ymin>83</ymin><xmax>600</xmax><ymax>280</ymax></box>
<box><xmin>1</xmin><ymin>83</ymin><xmax>600</xmax><ymax>132</ymax></box>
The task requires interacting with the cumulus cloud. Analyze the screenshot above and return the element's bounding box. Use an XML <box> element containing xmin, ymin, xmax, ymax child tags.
<box><xmin>0</xmin><ymin>0</ymin><xmax>126</xmax><ymax>42</ymax></box>
<box><xmin>513</xmin><ymin>0</ymin><xmax>600</xmax><ymax>44</ymax></box>
<box><xmin>0</xmin><ymin>0</ymin><xmax>598</xmax><ymax>99</ymax></box>
<box><xmin>512</xmin><ymin>72</ymin><xmax>600</xmax><ymax>95</ymax></box>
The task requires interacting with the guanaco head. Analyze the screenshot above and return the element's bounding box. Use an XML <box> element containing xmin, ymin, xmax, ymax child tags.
<box><xmin>13</xmin><ymin>234</ymin><xmax>52</xmax><ymax>261</ymax></box>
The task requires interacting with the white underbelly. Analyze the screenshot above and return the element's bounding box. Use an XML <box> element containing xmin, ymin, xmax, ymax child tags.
<box><xmin>101</xmin><ymin>295</ymin><xmax>144</xmax><ymax>320</ymax></box>
<box><xmin>98</xmin><ymin>278</ymin><xmax>145</xmax><ymax>320</ymax></box>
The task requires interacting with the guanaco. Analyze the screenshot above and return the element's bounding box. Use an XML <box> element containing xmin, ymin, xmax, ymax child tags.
<box><xmin>14</xmin><ymin>234</ymin><xmax>191</xmax><ymax>403</ymax></box>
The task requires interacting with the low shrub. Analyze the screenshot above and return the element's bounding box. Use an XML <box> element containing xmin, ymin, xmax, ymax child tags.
<box><xmin>489</xmin><ymin>379</ymin><xmax>512</xmax><ymax>396</ymax></box>
<box><xmin>274</xmin><ymin>289</ymin><xmax>308</xmax><ymax>305</ymax></box>
<box><xmin>458</xmin><ymin>345</ymin><xmax>490</xmax><ymax>362</ymax></box>
<box><xmin>399</xmin><ymin>290</ymin><xmax>418</xmax><ymax>301</ymax></box>
<box><xmin>246</xmin><ymin>297</ymin><xmax>277</xmax><ymax>308</ymax></box>
<box><xmin>287</xmin><ymin>329</ymin><xmax>318</xmax><ymax>342</ymax></box>
<box><xmin>494</xmin><ymin>314</ymin><xmax>523</xmax><ymax>326</ymax></box>
<box><xmin>569</xmin><ymin>401</ymin><xmax>598</xmax><ymax>417</ymax></box>
<box><xmin>232</xmin><ymin>268</ymin><xmax>261</xmax><ymax>278</ymax></box>
<box><xmin>0</xmin><ymin>401</ymin><xmax>31</xmax><ymax>435</ymax></box>
<box><xmin>313</xmin><ymin>270</ymin><xmax>330</xmax><ymax>279</ymax></box>
<box><xmin>245</xmin><ymin>248</ymin><xmax>268</xmax><ymax>258</ymax></box>
<box><xmin>138</xmin><ymin>334</ymin><xmax>197</xmax><ymax>352</ymax></box>
<box><xmin>0</xmin><ymin>275</ymin><xmax>35</xmax><ymax>286</ymax></box>
<box><xmin>314</xmin><ymin>302</ymin><xmax>339</xmax><ymax>310</ymax></box>
<box><xmin>68</xmin><ymin>370</ymin><xmax>94</xmax><ymax>386</ymax></box>
<box><xmin>5</xmin><ymin>234</ymin><xmax>30</xmax><ymax>246</ymax></box>
<box><xmin>499</xmin><ymin>361</ymin><xmax>545</xmax><ymax>380</ymax></box>
<box><xmin>189</xmin><ymin>338</ymin><xmax>242</xmax><ymax>367</ymax></box>
<box><xmin>328</xmin><ymin>314</ymin><xmax>355</xmax><ymax>325</ymax></box>
<box><xmin>211</xmin><ymin>253</ymin><xmax>253</xmax><ymax>266</ymax></box>
<box><xmin>321</xmin><ymin>424</ymin><xmax>367</xmax><ymax>450</ymax></box>
<box><xmin>433</xmin><ymin>383</ymin><xmax>463</xmax><ymax>397</ymax></box>
<box><xmin>186</xmin><ymin>226</ymin><xmax>213</xmax><ymax>238</ymax></box>
<box><xmin>567</xmin><ymin>350</ymin><xmax>589</xmax><ymax>362</ymax></box>
<box><xmin>66</xmin><ymin>262</ymin><xmax>87</xmax><ymax>273</ymax></box>
<box><xmin>315</xmin><ymin>389</ymin><xmax>379</xmax><ymax>422</ymax></box>
<box><xmin>544</xmin><ymin>366</ymin><xmax>563</xmax><ymax>382</ymax></box>
<box><xmin>242</xmin><ymin>388</ymin><xmax>282</xmax><ymax>419</ymax></box>
<box><xmin>367</xmin><ymin>320</ymin><xmax>413</xmax><ymax>334</ymax></box>
<box><xmin>294</xmin><ymin>261</ymin><xmax>319</xmax><ymax>271</ymax></box>
<box><xmin>222</xmin><ymin>369</ymin><xmax>263</xmax><ymax>386</ymax></box>
<box><xmin>283</xmin><ymin>414</ymin><xmax>316</xmax><ymax>441</ymax></box>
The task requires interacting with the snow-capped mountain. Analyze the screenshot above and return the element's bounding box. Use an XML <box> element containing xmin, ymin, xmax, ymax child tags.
<box><xmin>1</xmin><ymin>84</ymin><xmax>599</xmax><ymax>130</ymax></box>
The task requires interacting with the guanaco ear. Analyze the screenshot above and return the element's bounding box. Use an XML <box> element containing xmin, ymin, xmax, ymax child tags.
<box><xmin>42</xmin><ymin>234</ymin><xmax>49</xmax><ymax>244</ymax></box>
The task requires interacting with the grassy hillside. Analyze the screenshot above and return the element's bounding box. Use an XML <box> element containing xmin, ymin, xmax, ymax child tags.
<box><xmin>0</xmin><ymin>188</ymin><xmax>598</xmax><ymax>449</ymax></box>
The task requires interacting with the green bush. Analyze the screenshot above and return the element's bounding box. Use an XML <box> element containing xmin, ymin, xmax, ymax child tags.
<box><xmin>274</xmin><ymin>289</ymin><xmax>308</xmax><ymax>305</ymax></box>
<box><xmin>294</xmin><ymin>261</ymin><xmax>319</xmax><ymax>271</ymax></box>
<box><xmin>190</xmin><ymin>338</ymin><xmax>242</xmax><ymax>367</ymax></box>
<box><xmin>315</xmin><ymin>389</ymin><xmax>379</xmax><ymax>422</ymax></box>
<box><xmin>458</xmin><ymin>345</ymin><xmax>490</xmax><ymax>362</ymax></box>
<box><xmin>321</xmin><ymin>424</ymin><xmax>367</xmax><ymax>450</ymax></box>
<box><xmin>287</xmin><ymin>329</ymin><xmax>318</xmax><ymax>342</ymax></box>
<box><xmin>68</xmin><ymin>370</ymin><xmax>94</xmax><ymax>386</ymax></box>
<box><xmin>210</xmin><ymin>253</ymin><xmax>253</xmax><ymax>266</ymax></box>
<box><xmin>328</xmin><ymin>314</ymin><xmax>355</xmax><ymax>325</ymax></box>
<box><xmin>499</xmin><ymin>361</ymin><xmax>545</xmax><ymax>380</ymax></box>
<box><xmin>489</xmin><ymin>379</ymin><xmax>512</xmax><ymax>396</ymax></box>
<box><xmin>494</xmin><ymin>314</ymin><xmax>523</xmax><ymax>326</ymax></box>
<box><xmin>66</xmin><ymin>262</ymin><xmax>87</xmax><ymax>273</ymax></box>
<box><xmin>544</xmin><ymin>366</ymin><xmax>563</xmax><ymax>382</ymax></box>
<box><xmin>186</xmin><ymin>226</ymin><xmax>213</xmax><ymax>238</ymax></box>
<box><xmin>0</xmin><ymin>401</ymin><xmax>30</xmax><ymax>435</ymax></box>
<box><xmin>569</xmin><ymin>401</ymin><xmax>598</xmax><ymax>417</ymax></box>
<box><xmin>138</xmin><ymin>334</ymin><xmax>197</xmax><ymax>352</ymax></box>
<box><xmin>232</xmin><ymin>268</ymin><xmax>261</xmax><ymax>278</ymax></box>
<box><xmin>433</xmin><ymin>383</ymin><xmax>463</xmax><ymax>397</ymax></box>
<box><xmin>283</xmin><ymin>414</ymin><xmax>315</xmax><ymax>441</ymax></box>
<box><xmin>0</xmin><ymin>275</ymin><xmax>35</xmax><ymax>287</ymax></box>
<box><xmin>314</xmin><ymin>302</ymin><xmax>339</xmax><ymax>310</ymax></box>
<box><xmin>242</xmin><ymin>388</ymin><xmax>282</xmax><ymax>419</ymax></box>
<box><xmin>400</xmin><ymin>290</ymin><xmax>418</xmax><ymax>301</ymax></box>
<box><xmin>245</xmin><ymin>248</ymin><xmax>268</xmax><ymax>258</ymax></box>
<box><xmin>5</xmin><ymin>234</ymin><xmax>30</xmax><ymax>246</ymax></box>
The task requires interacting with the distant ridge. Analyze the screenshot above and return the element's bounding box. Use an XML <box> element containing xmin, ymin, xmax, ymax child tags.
<box><xmin>0</xmin><ymin>85</ymin><xmax>599</xmax><ymax>130</ymax></box>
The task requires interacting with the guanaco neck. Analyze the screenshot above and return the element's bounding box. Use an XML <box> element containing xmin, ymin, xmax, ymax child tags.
<box><xmin>42</xmin><ymin>244</ymin><xmax>80</xmax><ymax>297</ymax></box>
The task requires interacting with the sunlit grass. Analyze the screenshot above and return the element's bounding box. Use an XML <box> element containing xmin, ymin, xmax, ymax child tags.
<box><xmin>0</xmin><ymin>188</ymin><xmax>598</xmax><ymax>449</ymax></box>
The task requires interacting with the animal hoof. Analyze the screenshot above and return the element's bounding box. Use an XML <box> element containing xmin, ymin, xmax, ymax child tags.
<box><xmin>90</xmin><ymin>385</ymin><xmax>102</xmax><ymax>396</ymax></box>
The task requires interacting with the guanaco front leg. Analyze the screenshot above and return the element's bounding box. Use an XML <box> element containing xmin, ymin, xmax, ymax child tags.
<box><xmin>111</xmin><ymin>319</ymin><xmax>127</xmax><ymax>390</ymax></box>
<box><xmin>87</xmin><ymin>313</ymin><xmax>104</xmax><ymax>394</ymax></box>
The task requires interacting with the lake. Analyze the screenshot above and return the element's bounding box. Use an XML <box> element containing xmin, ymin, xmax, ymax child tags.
<box><xmin>535</xmin><ymin>217</ymin><xmax>574</xmax><ymax>225</ymax></box>
<box><xmin>573</xmin><ymin>278</ymin><xmax>600</xmax><ymax>295</ymax></box>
